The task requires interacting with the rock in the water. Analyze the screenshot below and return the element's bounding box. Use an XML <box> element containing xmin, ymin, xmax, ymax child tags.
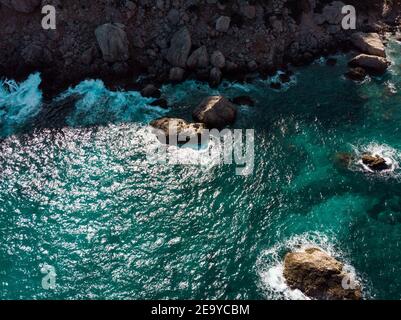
<box><xmin>187</xmin><ymin>46</ymin><xmax>209</xmax><ymax>69</ymax></box>
<box><xmin>150</xmin><ymin>98</ymin><xmax>168</xmax><ymax>109</ymax></box>
<box><xmin>232</xmin><ymin>95</ymin><xmax>255</xmax><ymax>106</ymax></box>
<box><xmin>166</xmin><ymin>27</ymin><xmax>192</xmax><ymax>68</ymax></box>
<box><xmin>345</xmin><ymin>67</ymin><xmax>367</xmax><ymax>81</ymax></box>
<box><xmin>141</xmin><ymin>84</ymin><xmax>161</xmax><ymax>98</ymax></box>
<box><xmin>216</xmin><ymin>16</ymin><xmax>231</xmax><ymax>33</ymax></box>
<box><xmin>361</xmin><ymin>154</ymin><xmax>390</xmax><ymax>171</ymax></box>
<box><xmin>283</xmin><ymin>248</ymin><xmax>362</xmax><ymax>300</ymax></box>
<box><xmin>150</xmin><ymin>117</ymin><xmax>206</xmax><ymax>144</ymax></box>
<box><xmin>0</xmin><ymin>0</ymin><xmax>40</xmax><ymax>13</ymax></box>
<box><xmin>326</xmin><ymin>58</ymin><xmax>337</xmax><ymax>66</ymax></box>
<box><xmin>349</xmin><ymin>54</ymin><xmax>390</xmax><ymax>75</ymax></box>
<box><xmin>351</xmin><ymin>32</ymin><xmax>386</xmax><ymax>58</ymax></box>
<box><xmin>210</xmin><ymin>51</ymin><xmax>225</xmax><ymax>69</ymax></box>
<box><xmin>192</xmin><ymin>96</ymin><xmax>237</xmax><ymax>129</ymax></box>
<box><xmin>169</xmin><ymin>67</ymin><xmax>185</xmax><ymax>82</ymax></box>
<box><xmin>270</xmin><ymin>82</ymin><xmax>282</xmax><ymax>90</ymax></box>
<box><xmin>95</xmin><ymin>23</ymin><xmax>129</xmax><ymax>63</ymax></box>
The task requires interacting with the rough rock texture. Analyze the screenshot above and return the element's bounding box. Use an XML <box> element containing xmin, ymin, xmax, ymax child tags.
<box><xmin>95</xmin><ymin>23</ymin><xmax>129</xmax><ymax>63</ymax></box>
<box><xmin>166</xmin><ymin>27</ymin><xmax>192</xmax><ymax>68</ymax></box>
<box><xmin>362</xmin><ymin>154</ymin><xmax>390</xmax><ymax>171</ymax></box>
<box><xmin>0</xmin><ymin>0</ymin><xmax>395</xmax><ymax>96</ymax></box>
<box><xmin>193</xmin><ymin>95</ymin><xmax>237</xmax><ymax>129</ymax></box>
<box><xmin>0</xmin><ymin>0</ymin><xmax>40</xmax><ymax>13</ymax></box>
<box><xmin>345</xmin><ymin>67</ymin><xmax>367</xmax><ymax>81</ymax></box>
<box><xmin>351</xmin><ymin>32</ymin><xmax>386</xmax><ymax>57</ymax></box>
<box><xmin>150</xmin><ymin>117</ymin><xmax>206</xmax><ymax>144</ymax></box>
<box><xmin>283</xmin><ymin>248</ymin><xmax>362</xmax><ymax>300</ymax></box>
<box><xmin>349</xmin><ymin>54</ymin><xmax>390</xmax><ymax>75</ymax></box>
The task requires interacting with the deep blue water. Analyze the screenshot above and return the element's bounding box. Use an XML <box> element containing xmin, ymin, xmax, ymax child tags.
<box><xmin>1</xmin><ymin>41</ymin><xmax>401</xmax><ymax>299</ymax></box>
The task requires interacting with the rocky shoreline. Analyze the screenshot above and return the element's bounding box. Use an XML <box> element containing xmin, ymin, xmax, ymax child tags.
<box><xmin>0</xmin><ymin>0</ymin><xmax>400</xmax><ymax>99</ymax></box>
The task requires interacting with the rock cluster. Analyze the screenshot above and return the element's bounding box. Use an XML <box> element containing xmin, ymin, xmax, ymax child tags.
<box><xmin>0</xmin><ymin>0</ymin><xmax>395</xmax><ymax>95</ymax></box>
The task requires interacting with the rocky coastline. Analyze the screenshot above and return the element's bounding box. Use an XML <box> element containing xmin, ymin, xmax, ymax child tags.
<box><xmin>0</xmin><ymin>0</ymin><xmax>400</xmax><ymax>99</ymax></box>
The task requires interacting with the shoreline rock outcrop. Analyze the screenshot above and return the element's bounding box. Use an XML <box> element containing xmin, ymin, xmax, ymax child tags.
<box><xmin>283</xmin><ymin>248</ymin><xmax>362</xmax><ymax>300</ymax></box>
<box><xmin>150</xmin><ymin>117</ymin><xmax>206</xmax><ymax>145</ymax></box>
<box><xmin>193</xmin><ymin>96</ymin><xmax>237</xmax><ymax>129</ymax></box>
<box><xmin>348</xmin><ymin>54</ymin><xmax>390</xmax><ymax>75</ymax></box>
<box><xmin>361</xmin><ymin>153</ymin><xmax>390</xmax><ymax>171</ymax></box>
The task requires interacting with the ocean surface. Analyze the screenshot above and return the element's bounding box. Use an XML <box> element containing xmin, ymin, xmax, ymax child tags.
<box><xmin>1</xmin><ymin>40</ymin><xmax>401</xmax><ymax>300</ymax></box>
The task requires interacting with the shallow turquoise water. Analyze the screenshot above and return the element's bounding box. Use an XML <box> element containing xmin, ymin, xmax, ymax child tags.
<box><xmin>1</xmin><ymin>42</ymin><xmax>401</xmax><ymax>299</ymax></box>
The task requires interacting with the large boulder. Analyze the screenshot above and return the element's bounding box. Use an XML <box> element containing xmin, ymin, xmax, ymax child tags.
<box><xmin>187</xmin><ymin>46</ymin><xmax>209</xmax><ymax>69</ymax></box>
<box><xmin>351</xmin><ymin>33</ymin><xmax>386</xmax><ymax>58</ymax></box>
<box><xmin>283</xmin><ymin>248</ymin><xmax>362</xmax><ymax>300</ymax></box>
<box><xmin>210</xmin><ymin>51</ymin><xmax>225</xmax><ymax>69</ymax></box>
<box><xmin>150</xmin><ymin>117</ymin><xmax>206</xmax><ymax>144</ymax></box>
<box><xmin>192</xmin><ymin>96</ymin><xmax>237</xmax><ymax>129</ymax></box>
<box><xmin>0</xmin><ymin>0</ymin><xmax>40</xmax><ymax>13</ymax></box>
<box><xmin>349</xmin><ymin>54</ymin><xmax>390</xmax><ymax>75</ymax></box>
<box><xmin>166</xmin><ymin>27</ymin><xmax>192</xmax><ymax>68</ymax></box>
<box><xmin>95</xmin><ymin>23</ymin><xmax>129</xmax><ymax>63</ymax></box>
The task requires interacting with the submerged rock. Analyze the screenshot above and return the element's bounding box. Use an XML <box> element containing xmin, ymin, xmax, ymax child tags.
<box><xmin>361</xmin><ymin>153</ymin><xmax>390</xmax><ymax>171</ymax></box>
<box><xmin>270</xmin><ymin>82</ymin><xmax>282</xmax><ymax>90</ymax></box>
<box><xmin>150</xmin><ymin>117</ymin><xmax>205</xmax><ymax>144</ymax></box>
<box><xmin>232</xmin><ymin>95</ymin><xmax>255</xmax><ymax>107</ymax></box>
<box><xmin>349</xmin><ymin>54</ymin><xmax>390</xmax><ymax>75</ymax></box>
<box><xmin>150</xmin><ymin>98</ymin><xmax>168</xmax><ymax>109</ymax></box>
<box><xmin>192</xmin><ymin>96</ymin><xmax>237</xmax><ymax>129</ymax></box>
<box><xmin>283</xmin><ymin>248</ymin><xmax>362</xmax><ymax>300</ymax></box>
<box><xmin>351</xmin><ymin>32</ymin><xmax>386</xmax><ymax>58</ymax></box>
<box><xmin>326</xmin><ymin>58</ymin><xmax>337</xmax><ymax>66</ymax></box>
<box><xmin>345</xmin><ymin>67</ymin><xmax>367</xmax><ymax>81</ymax></box>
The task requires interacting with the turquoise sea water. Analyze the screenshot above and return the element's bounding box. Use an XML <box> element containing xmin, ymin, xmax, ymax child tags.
<box><xmin>1</xmin><ymin>41</ymin><xmax>401</xmax><ymax>300</ymax></box>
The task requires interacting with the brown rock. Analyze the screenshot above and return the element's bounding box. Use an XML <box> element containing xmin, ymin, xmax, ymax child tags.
<box><xmin>362</xmin><ymin>154</ymin><xmax>390</xmax><ymax>171</ymax></box>
<box><xmin>351</xmin><ymin>32</ymin><xmax>386</xmax><ymax>58</ymax></box>
<box><xmin>192</xmin><ymin>96</ymin><xmax>237</xmax><ymax>129</ymax></box>
<box><xmin>283</xmin><ymin>248</ymin><xmax>362</xmax><ymax>300</ymax></box>
<box><xmin>150</xmin><ymin>117</ymin><xmax>206</xmax><ymax>144</ymax></box>
<box><xmin>349</xmin><ymin>54</ymin><xmax>390</xmax><ymax>75</ymax></box>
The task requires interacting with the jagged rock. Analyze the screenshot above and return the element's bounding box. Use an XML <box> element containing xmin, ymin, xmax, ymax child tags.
<box><xmin>187</xmin><ymin>46</ymin><xmax>209</xmax><ymax>69</ymax></box>
<box><xmin>141</xmin><ymin>84</ymin><xmax>161</xmax><ymax>98</ymax></box>
<box><xmin>349</xmin><ymin>54</ymin><xmax>390</xmax><ymax>75</ymax></box>
<box><xmin>95</xmin><ymin>23</ymin><xmax>129</xmax><ymax>63</ymax></box>
<box><xmin>351</xmin><ymin>33</ymin><xmax>386</xmax><ymax>58</ymax></box>
<box><xmin>362</xmin><ymin>154</ymin><xmax>390</xmax><ymax>171</ymax></box>
<box><xmin>210</xmin><ymin>51</ymin><xmax>225</xmax><ymax>69</ymax></box>
<box><xmin>345</xmin><ymin>67</ymin><xmax>367</xmax><ymax>81</ymax></box>
<box><xmin>216</xmin><ymin>16</ymin><xmax>231</xmax><ymax>32</ymax></box>
<box><xmin>232</xmin><ymin>95</ymin><xmax>255</xmax><ymax>106</ymax></box>
<box><xmin>209</xmin><ymin>67</ymin><xmax>222</xmax><ymax>87</ymax></box>
<box><xmin>166</xmin><ymin>27</ymin><xmax>192</xmax><ymax>68</ymax></box>
<box><xmin>169</xmin><ymin>67</ymin><xmax>185</xmax><ymax>82</ymax></box>
<box><xmin>283</xmin><ymin>248</ymin><xmax>362</xmax><ymax>300</ymax></box>
<box><xmin>193</xmin><ymin>96</ymin><xmax>237</xmax><ymax>129</ymax></box>
<box><xmin>150</xmin><ymin>117</ymin><xmax>206</xmax><ymax>144</ymax></box>
<box><xmin>0</xmin><ymin>0</ymin><xmax>40</xmax><ymax>13</ymax></box>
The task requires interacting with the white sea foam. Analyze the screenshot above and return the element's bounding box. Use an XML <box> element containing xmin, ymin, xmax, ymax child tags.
<box><xmin>350</xmin><ymin>142</ymin><xmax>401</xmax><ymax>177</ymax></box>
<box><xmin>59</xmin><ymin>79</ymin><xmax>168</xmax><ymax>126</ymax></box>
<box><xmin>256</xmin><ymin>232</ymin><xmax>360</xmax><ymax>300</ymax></box>
<box><xmin>0</xmin><ymin>73</ymin><xmax>43</xmax><ymax>136</ymax></box>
